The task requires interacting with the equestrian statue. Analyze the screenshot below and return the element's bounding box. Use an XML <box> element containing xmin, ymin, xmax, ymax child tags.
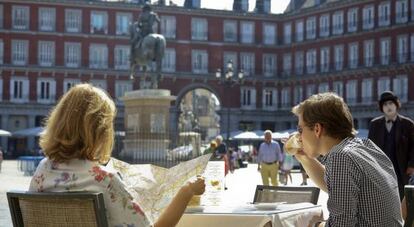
<box><xmin>130</xmin><ymin>3</ymin><xmax>166</xmax><ymax>89</ymax></box>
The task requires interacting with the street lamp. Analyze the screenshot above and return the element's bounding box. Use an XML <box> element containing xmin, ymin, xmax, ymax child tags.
<box><xmin>215</xmin><ymin>60</ymin><xmax>244</xmax><ymax>142</ymax></box>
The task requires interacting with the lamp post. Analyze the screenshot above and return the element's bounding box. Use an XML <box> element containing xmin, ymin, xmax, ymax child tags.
<box><xmin>216</xmin><ymin>60</ymin><xmax>244</xmax><ymax>142</ymax></box>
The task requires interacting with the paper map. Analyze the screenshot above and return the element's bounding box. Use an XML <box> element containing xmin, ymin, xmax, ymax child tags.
<box><xmin>107</xmin><ymin>154</ymin><xmax>212</xmax><ymax>223</ymax></box>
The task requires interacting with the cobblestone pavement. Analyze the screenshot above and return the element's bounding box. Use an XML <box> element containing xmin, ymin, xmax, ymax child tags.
<box><xmin>0</xmin><ymin>160</ymin><xmax>328</xmax><ymax>227</ymax></box>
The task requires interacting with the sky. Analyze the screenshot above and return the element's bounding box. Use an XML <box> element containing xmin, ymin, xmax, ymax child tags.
<box><xmin>167</xmin><ymin>0</ymin><xmax>291</xmax><ymax>14</ymax></box>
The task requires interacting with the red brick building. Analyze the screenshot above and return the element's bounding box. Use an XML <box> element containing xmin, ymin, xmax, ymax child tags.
<box><xmin>0</xmin><ymin>0</ymin><xmax>413</xmax><ymax>155</ymax></box>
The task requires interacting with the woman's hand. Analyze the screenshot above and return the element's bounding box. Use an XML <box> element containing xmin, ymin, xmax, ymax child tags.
<box><xmin>187</xmin><ymin>176</ymin><xmax>205</xmax><ymax>195</ymax></box>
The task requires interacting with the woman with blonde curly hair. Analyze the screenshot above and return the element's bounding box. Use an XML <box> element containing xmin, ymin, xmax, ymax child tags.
<box><xmin>29</xmin><ymin>84</ymin><xmax>205</xmax><ymax>227</ymax></box>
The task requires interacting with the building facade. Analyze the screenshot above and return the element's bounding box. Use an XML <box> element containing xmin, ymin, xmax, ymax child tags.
<box><xmin>0</xmin><ymin>0</ymin><xmax>414</xmax><ymax>155</ymax></box>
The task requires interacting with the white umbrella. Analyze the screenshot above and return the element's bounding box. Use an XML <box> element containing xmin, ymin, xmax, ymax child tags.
<box><xmin>232</xmin><ymin>131</ymin><xmax>261</xmax><ymax>140</ymax></box>
<box><xmin>0</xmin><ymin>129</ymin><xmax>11</xmax><ymax>137</ymax></box>
<box><xmin>13</xmin><ymin>127</ymin><xmax>45</xmax><ymax>137</ymax></box>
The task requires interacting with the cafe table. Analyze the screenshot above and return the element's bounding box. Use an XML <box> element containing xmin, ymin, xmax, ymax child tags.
<box><xmin>177</xmin><ymin>202</ymin><xmax>323</xmax><ymax>227</ymax></box>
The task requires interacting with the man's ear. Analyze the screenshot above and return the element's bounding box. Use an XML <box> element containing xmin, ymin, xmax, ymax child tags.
<box><xmin>314</xmin><ymin>123</ymin><xmax>323</xmax><ymax>138</ymax></box>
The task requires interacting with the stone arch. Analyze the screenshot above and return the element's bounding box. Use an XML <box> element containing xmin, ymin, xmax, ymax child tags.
<box><xmin>174</xmin><ymin>83</ymin><xmax>222</xmax><ymax>109</ymax></box>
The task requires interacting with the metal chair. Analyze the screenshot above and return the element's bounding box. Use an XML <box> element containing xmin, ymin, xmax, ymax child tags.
<box><xmin>405</xmin><ymin>185</ymin><xmax>414</xmax><ymax>227</ymax></box>
<box><xmin>253</xmin><ymin>185</ymin><xmax>320</xmax><ymax>205</ymax></box>
<box><xmin>7</xmin><ymin>191</ymin><xmax>108</xmax><ymax>227</ymax></box>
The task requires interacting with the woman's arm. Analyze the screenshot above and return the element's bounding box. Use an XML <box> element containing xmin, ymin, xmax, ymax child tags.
<box><xmin>154</xmin><ymin>176</ymin><xmax>205</xmax><ymax>227</ymax></box>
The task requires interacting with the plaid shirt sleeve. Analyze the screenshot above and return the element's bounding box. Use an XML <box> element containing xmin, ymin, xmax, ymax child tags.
<box><xmin>325</xmin><ymin>151</ymin><xmax>361</xmax><ymax>227</ymax></box>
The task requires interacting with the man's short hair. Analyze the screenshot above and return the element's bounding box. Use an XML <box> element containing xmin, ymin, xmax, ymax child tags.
<box><xmin>264</xmin><ymin>130</ymin><xmax>272</xmax><ymax>135</ymax></box>
<box><xmin>292</xmin><ymin>92</ymin><xmax>356</xmax><ymax>140</ymax></box>
<box><xmin>215</xmin><ymin>135</ymin><xmax>223</xmax><ymax>141</ymax></box>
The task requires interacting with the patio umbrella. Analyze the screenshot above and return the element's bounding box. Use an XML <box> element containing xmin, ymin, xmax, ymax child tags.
<box><xmin>0</xmin><ymin>129</ymin><xmax>11</xmax><ymax>137</ymax></box>
<box><xmin>232</xmin><ymin>131</ymin><xmax>261</xmax><ymax>140</ymax></box>
<box><xmin>13</xmin><ymin>127</ymin><xmax>45</xmax><ymax>137</ymax></box>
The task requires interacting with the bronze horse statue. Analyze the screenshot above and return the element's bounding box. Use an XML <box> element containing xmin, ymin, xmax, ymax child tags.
<box><xmin>129</xmin><ymin>23</ymin><xmax>166</xmax><ymax>89</ymax></box>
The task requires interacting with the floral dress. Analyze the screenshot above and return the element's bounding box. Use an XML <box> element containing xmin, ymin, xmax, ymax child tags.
<box><xmin>29</xmin><ymin>158</ymin><xmax>152</xmax><ymax>227</ymax></box>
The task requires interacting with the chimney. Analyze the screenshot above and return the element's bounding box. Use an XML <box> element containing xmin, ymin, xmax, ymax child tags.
<box><xmin>233</xmin><ymin>0</ymin><xmax>248</xmax><ymax>12</ymax></box>
<box><xmin>233</xmin><ymin>0</ymin><xmax>242</xmax><ymax>11</ymax></box>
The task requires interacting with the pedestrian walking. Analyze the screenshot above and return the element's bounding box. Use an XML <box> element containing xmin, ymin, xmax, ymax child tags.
<box><xmin>257</xmin><ymin>130</ymin><xmax>282</xmax><ymax>186</ymax></box>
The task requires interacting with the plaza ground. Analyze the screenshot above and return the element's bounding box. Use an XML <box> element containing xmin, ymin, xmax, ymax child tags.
<box><xmin>0</xmin><ymin>160</ymin><xmax>328</xmax><ymax>227</ymax></box>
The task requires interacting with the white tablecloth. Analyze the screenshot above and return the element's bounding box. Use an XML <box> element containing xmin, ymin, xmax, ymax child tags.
<box><xmin>177</xmin><ymin>203</ymin><xmax>323</xmax><ymax>227</ymax></box>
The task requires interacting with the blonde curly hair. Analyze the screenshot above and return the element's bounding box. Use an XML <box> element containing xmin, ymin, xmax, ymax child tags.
<box><xmin>40</xmin><ymin>84</ymin><xmax>116</xmax><ymax>164</ymax></box>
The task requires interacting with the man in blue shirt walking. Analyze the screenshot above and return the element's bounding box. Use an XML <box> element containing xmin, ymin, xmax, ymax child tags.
<box><xmin>257</xmin><ymin>130</ymin><xmax>282</xmax><ymax>186</ymax></box>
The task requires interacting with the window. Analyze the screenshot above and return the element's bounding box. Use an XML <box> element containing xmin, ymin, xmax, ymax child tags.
<box><xmin>346</xmin><ymin>80</ymin><xmax>357</xmax><ymax>105</ymax></box>
<box><xmin>38</xmin><ymin>41</ymin><xmax>55</xmax><ymax>67</ymax></box>
<box><xmin>39</xmin><ymin>7</ymin><xmax>55</xmax><ymax>31</ymax></box>
<box><xmin>12</xmin><ymin>40</ymin><xmax>28</xmax><ymax>65</ymax></box>
<box><xmin>115</xmin><ymin>81</ymin><xmax>132</xmax><ymax>102</ymax></box>
<box><xmin>295</xmin><ymin>51</ymin><xmax>304</xmax><ymax>75</ymax></box>
<box><xmin>223</xmin><ymin>20</ymin><xmax>237</xmax><ymax>42</ymax></box>
<box><xmin>223</xmin><ymin>52</ymin><xmax>238</xmax><ymax>72</ymax></box>
<box><xmin>241</xmin><ymin>87</ymin><xmax>256</xmax><ymax>109</ymax></box>
<box><xmin>162</xmin><ymin>48</ymin><xmax>176</xmax><ymax>72</ymax></box>
<box><xmin>306</xmin><ymin>84</ymin><xmax>316</xmax><ymax>98</ymax></box>
<box><xmin>378</xmin><ymin>2</ymin><xmax>390</xmax><ymax>26</ymax></box>
<box><xmin>240</xmin><ymin>21</ymin><xmax>254</xmax><ymax>44</ymax></box>
<box><xmin>332</xmin><ymin>11</ymin><xmax>343</xmax><ymax>35</ymax></box>
<box><xmin>412</xmin><ymin>0</ymin><xmax>414</xmax><ymax>21</ymax></box>
<box><xmin>161</xmin><ymin>16</ymin><xmax>176</xmax><ymax>39</ymax></box>
<box><xmin>263</xmin><ymin>23</ymin><xmax>276</xmax><ymax>45</ymax></box>
<box><xmin>89</xmin><ymin>44</ymin><xmax>108</xmax><ymax>69</ymax></box>
<box><xmin>377</xmin><ymin>77</ymin><xmax>390</xmax><ymax>96</ymax></box>
<box><xmin>320</xmin><ymin>47</ymin><xmax>330</xmax><ymax>73</ymax></box>
<box><xmin>241</xmin><ymin>0</ymin><xmax>249</xmax><ymax>11</ymax></box>
<box><xmin>10</xmin><ymin>77</ymin><xmax>29</xmax><ymax>103</ymax></box>
<box><xmin>306</xmin><ymin>49</ymin><xmax>317</xmax><ymax>74</ymax></box>
<box><xmin>0</xmin><ymin>5</ymin><xmax>3</xmax><ymax>28</ymax></box>
<box><xmin>319</xmin><ymin>14</ymin><xmax>330</xmax><ymax>37</ymax></box>
<box><xmin>283</xmin><ymin>53</ymin><xmax>292</xmax><ymax>76</ymax></box>
<box><xmin>37</xmin><ymin>79</ymin><xmax>56</xmax><ymax>103</ymax></box>
<box><xmin>347</xmin><ymin>8</ymin><xmax>358</xmax><ymax>32</ymax></box>
<box><xmin>191</xmin><ymin>18</ymin><xmax>208</xmax><ymax>41</ymax></box>
<box><xmin>393</xmin><ymin>75</ymin><xmax>408</xmax><ymax>102</ymax></box>
<box><xmin>281</xmin><ymin>87</ymin><xmax>291</xmax><ymax>109</ymax></box>
<box><xmin>293</xmin><ymin>85</ymin><xmax>303</xmax><ymax>105</ymax></box>
<box><xmin>295</xmin><ymin>20</ymin><xmax>304</xmax><ymax>42</ymax></box>
<box><xmin>0</xmin><ymin>40</ymin><xmax>3</xmax><ymax>64</ymax></box>
<box><xmin>396</xmin><ymin>0</ymin><xmax>408</xmax><ymax>23</ymax></box>
<box><xmin>318</xmin><ymin>83</ymin><xmax>329</xmax><ymax>93</ymax></box>
<box><xmin>284</xmin><ymin>23</ymin><xmax>292</xmax><ymax>44</ymax></box>
<box><xmin>263</xmin><ymin>54</ymin><xmax>276</xmax><ymax>77</ymax></box>
<box><xmin>334</xmin><ymin>45</ymin><xmax>344</xmax><ymax>71</ymax></box>
<box><xmin>12</xmin><ymin>6</ymin><xmax>29</xmax><ymax>30</ymax></box>
<box><xmin>262</xmin><ymin>88</ymin><xmax>277</xmax><ymax>110</ymax></box>
<box><xmin>63</xmin><ymin>79</ymin><xmax>81</xmax><ymax>93</ymax></box>
<box><xmin>397</xmin><ymin>35</ymin><xmax>408</xmax><ymax>63</ymax></box>
<box><xmin>306</xmin><ymin>17</ymin><xmax>316</xmax><ymax>40</ymax></box>
<box><xmin>363</xmin><ymin>5</ymin><xmax>375</xmax><ymax>30</ymax></box>
<box><xmin>361</xmin><ymin>79</ymin><xmax>373</xmax><ymax>103</ymax></box>
<box><xmin>65</xmin><ymin>9</ymin><xmax>81</xmax><ymax>33</ymax></box>
<box><xmin>65</xmin><ymin>42</ymin><xmax>81</xmax><ymax>68</ymax></box>
<box><xmin>90</xmin><ymin>11</ymin><xmax>108</xmax><ymax>34</ymax></box>
<box><xmin>411</xmin><ymin>34</ymin><xmax>414</xmax><ymax>61</ymax></box>
<box><xmin>333</xmin><ymin>81</ymin><xmax>343</xmax><ymax>97</ymax></box>
<box><xmin>90</xmin><ymin>80</ymin><xmax>107</xmax><ymax>90</ymax></box>
<box><xmin>380</xmin><ymin>38</ymin><xmax>391</xmax><ymax>65</ymax></box>
<box><xmin>114</xmin><ymin>45</ymin><xmax>129</xmax><ymax>70</ymax></box>
<box><xmin>349</xmin><ymin>43</ymin><xmax>358</xmax><ymax>69</ymax></box>
<box><xmin>364</xmin><ymin>40</ymin><xmax>374</xmax><ymax>67</ymax></box>
<box><xmin>192</xmin><ymin>50</ymin><xmax>208</xmax><ymax>73</ymax></box>
<box><xmin>116</xmin><ymin>13</ymin><xmax>131</xmax><ymax>35</ymax></box>
<box><xmin>240</xmin><ymin>53</ymin><xmax>255</xmax><ymax>76</ymax></box>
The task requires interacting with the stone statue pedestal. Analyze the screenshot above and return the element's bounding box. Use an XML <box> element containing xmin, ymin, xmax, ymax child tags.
<box><xmin>121</xmin><ymin>89</ymin><xmax>176</xmax><ymax>161</ymax></box>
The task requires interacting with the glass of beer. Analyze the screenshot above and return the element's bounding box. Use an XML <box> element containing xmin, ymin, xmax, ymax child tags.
<box><xmin>284</xmin><ymin>132</ymin><xmax>302</xmax><ymax>155</ymax></box>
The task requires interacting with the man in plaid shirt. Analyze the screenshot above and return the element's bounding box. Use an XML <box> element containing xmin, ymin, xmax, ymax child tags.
<box><xmin>290</xmin><ymin>93</ymin><xmax>403</xmax><ymax>227</ymax></box>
